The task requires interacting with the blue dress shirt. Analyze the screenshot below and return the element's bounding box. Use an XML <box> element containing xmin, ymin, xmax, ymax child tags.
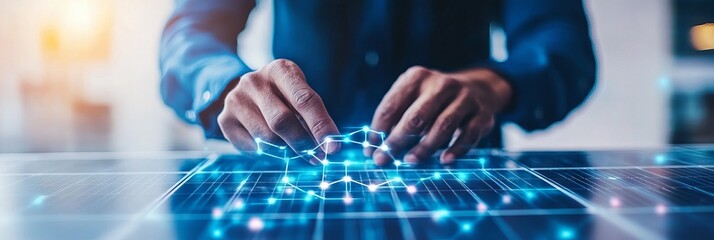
<box><xmin>159</xmin><ymin>0</ymin><xmax>597</xmax><ymax>148</ymax></box>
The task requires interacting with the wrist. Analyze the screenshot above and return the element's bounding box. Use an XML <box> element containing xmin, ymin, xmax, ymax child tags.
<box><xmin>451</xmin><ymin>68</ymin><xmax>513</xmax><ymax>112</ymax></box>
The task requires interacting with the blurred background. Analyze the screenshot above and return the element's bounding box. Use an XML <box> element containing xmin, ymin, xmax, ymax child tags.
<box><xmin>0</xmin><ymin>0</ymin><xmax>712</xmax><ymax>153</ymax></box>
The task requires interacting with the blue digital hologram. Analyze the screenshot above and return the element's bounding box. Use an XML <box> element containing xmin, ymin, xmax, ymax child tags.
<box><xmin>253</xmin><ymin>127</ymin><xmax>434</xmax><ymax>202</ymax></box>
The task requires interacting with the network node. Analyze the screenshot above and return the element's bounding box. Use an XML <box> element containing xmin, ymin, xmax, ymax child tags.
<box><xmin>325</xmin><ymin>137</ymin><xmax>333</xmax><ymax>143</ymax></box>
<box><xmin>525</xmin><ymin>191</ymin><xmax>535</xmax><ymax>200</ymax></box>
<box><xmin>610</xmin><ymin>197</ymin><xmax>621</xmax><ymax>207</ymax></box>
<box><xmin>433</xmin><ymin>172</ymin><xmax>442</xmax><ymax>180</ymax></box>
<box><xmin>407</xmin><ymin>185</ymin><xmax>417</xmax><ymax>194</ymax></box>
<box><xmin>212</xmin><ymin>229</ymin><xmax>223</xmax><ymax>238</ymax></box>
<box><xmin>559</xmin><ymin>228</ymin><xmax>574</xmax><ymax>239</ymax></box>
<box><xmin>655</xmin><ymin>204</ymin><xmax>667</xmax><ymax>215</ymax></box>
<box><xmin>362</xmin><ymin>141</ymin><xmax>370</xmax><ymax>148</ymax></box>
<box><xmin>393</xmin><ymin>177</ymin><xmax>403</xmax><ymax>182</ymax></box>
<box><xmin>379</xmin><ymin>144</ymin><xmax>390</xmax><ymax>151</ymax></box>
<box><xmin>233</xmin><ymin>199</ymin><xmax>245</xmax><ymax>210</ymax></box>
<box><xmin>268</xmin><ymin>197</ymin><xmax>277</xmax><ymax>205</ymax></box>
<box><xmin>279</xmin><ymin>146</ymin><xmax>286</xmax><ymax>150</ymax></box>
<box><xmin>457</xmin><ymin>172</ymin><xmax>468</xmax><ymax>180</ymax></box>
<box><xmin>248</xmin><ymin>217</ymin><xmax>265</xmax><ymax>232</ymax></box>
<box><xmin>281</xmin><ymin>176</ymin><xmax>290</xmax><ymax>183</ymax></box>
<box><xmin>307</xmin><ymin>190</ymin><xmax>316</xmax><ymax>196</ymax></box>
<box><xmin>502</xmin><ymin>195</ymin><xmax>512</xmax><ymax>204</ymax></box>
<box><xmin>284</xmin><ymin>187</ymin><xmax>294</xmax><ymax>195</ymax></box>
<box><xmin>342</xmin><ymin>176</ymin><xmax>353</xmax><ymax>182</ymax></box>
<box><xmin>368</xmin><ymin>184</ymin><xmax>378</xmax><ymax>192</ymax></box>
<box><xmin>362</xmin><ymin>125</ymin><xmax>370</xmax><ymax>132</ymax></box>
<box><xmin>306</xmin><ymin>150</ymin><xmax>316</xmax><ymax>155</ymax></box>
<box><xmin>461</xmin><ymin>224</ymin><xmax>472</xmax><ymax>231</ymax></box>
<box><xmin>319</xmin><ymin>181</ymin><xmax>329</xmax><ymax>190</ymax></box>
<box><xmin>432</xmin><ymin>209</ymin><xmax>450</xmax><ymax>221</ymax></box>
<box><xmin>254</xmin><ymin>138</ymin><xmax>262</xmax><ymax>143</ymax></box>
<box><xmin>394</xmin><ymin>160</ymin><xmax>402</xmax><ymax>167</ymax></box>
<box><xmin>655</xmin><ymin>154</ymin><xmax>666</xmax><ymax>164</ymax></box>
<box><xmin>477</xmin><ymin>202</ymin><xmax>488</xmax><ymax>212</ymax></box>
<box><xmin>343</xmin><ymin>194</ymin><xmax>353</xmax><ymax>205</ymax></box>
<box><xmin>212</xmin><ymin>207</ymin><xmax>224</xmax><ymax>219</ymax></box>
<box><xmin>321</xmin><ymin>160</ymin><xmax>329</xmax><ymax>166</ymax></box>
<box><xmin>343</xmin><ymin>160</ymin><xmax>351</xmax><ymax>166</ymax></box>
<box><xmin>256</xmin><ymin>149</ymin><xmax>263</xmax><ymax>155</ymax></box>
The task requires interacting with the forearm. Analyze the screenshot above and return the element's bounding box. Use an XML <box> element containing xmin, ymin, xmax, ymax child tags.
<box><xmin>494</xmin><ymin>0</ymin><xmax>597</xmax><ymax>131</ymax></box>
<box><xmin>159</xmin><ymin>0</ymin><xmax>255</xmax><ymax>139</ymax></box>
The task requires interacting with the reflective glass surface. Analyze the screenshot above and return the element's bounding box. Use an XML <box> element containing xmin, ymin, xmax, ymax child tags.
<box><xmin>2</xmin><ymin>147</ymin><xmax>714</xmax><ymax>239</ymax></box>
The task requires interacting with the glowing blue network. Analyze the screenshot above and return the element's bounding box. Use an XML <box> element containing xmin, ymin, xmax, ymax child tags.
<box><xmin>255</xmin><ymin>126</ymin><xmax>434</xmax><ymax>202</ymax></box>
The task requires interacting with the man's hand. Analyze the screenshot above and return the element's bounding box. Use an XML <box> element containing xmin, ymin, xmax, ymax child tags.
<box><xmin>367</xmin><ymin>66</ymin><xmax>512</xmax><ymax>165</ymax></box>
<box><xmin>218</xmin><ymin>59</ymin><xmax>340</xmax><ymax>160</ymax></box>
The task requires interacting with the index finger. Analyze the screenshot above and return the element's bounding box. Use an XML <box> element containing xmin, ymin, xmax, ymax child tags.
<box><xmin>365</xmin><ymin>66</ymin><xmax>427</xmax><ymax>156</ymax></box>
<box><xmin>268</xmin><ymin>60</ymin><xmax>340</xmax><ymax>153</ymax></box>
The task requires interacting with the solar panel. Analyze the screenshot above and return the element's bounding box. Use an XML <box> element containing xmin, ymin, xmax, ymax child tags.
<box><xmin>2</xmin><ymin>147</ymin><xmax>714</xmax><ymax>239</ymax></box>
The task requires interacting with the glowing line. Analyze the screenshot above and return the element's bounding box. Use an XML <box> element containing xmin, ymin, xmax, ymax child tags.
<box><xmin>255</xmin><ymin>126</ymin><xmax>418</xmax><ymax>197</ymax></box>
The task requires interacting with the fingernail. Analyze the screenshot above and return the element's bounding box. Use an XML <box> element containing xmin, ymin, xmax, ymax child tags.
<box><xmin>404</xmin><ymin>154</ymin><xmax>418</xmax><ymax>163</ymax></box>
<box><xmin>363</xmin><ymin>147</ymin><xmax>373</xmax><ymax>158</ymax></box>
<box><xmin>308</xmin><ymin>157</ymin><xmax>321</xmax><ymax>165</ymax></box>
<box><xmin>373</xmin><ymin>151</ymin><xmax>388</xmax><ymax>166</ymax></box>
<box><xmin>441</xmin><ymin>153</ymin><xmax>455</xmax><ymax>164</ymax></box>
<box><xmin>324</xmin><ymin>142</ymin><xmax>341</xmax><ymax>154</ymax></box>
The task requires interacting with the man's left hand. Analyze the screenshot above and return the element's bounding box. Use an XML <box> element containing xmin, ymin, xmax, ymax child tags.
<box><xmin>366</xmin><ymin>66</ymin><xmax>512</xmax><ymax>165</ymax></box>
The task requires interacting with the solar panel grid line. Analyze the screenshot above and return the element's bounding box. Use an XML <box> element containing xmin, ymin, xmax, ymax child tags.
<box><xmin>625</xmin><ymin>169</ymin><xmax>676</xmax><ymax>205</ymax></box>
<box><xmin>557</xmin><ymin>169</ymin><xmax>655</xmax><ymax>207</ymax></box>
<box><xmin>643</xmin><ymin>167</ymin><xmax>714</xmax><ymax>199</ymax></box>
<box><xmin>86</xmin><ymin>175</ymin><xmax>127</xmax><ymax>208</ymax></box>
<box><xmin>194</xmin><ymin>173</ymin><xmax>229</xmax><ymax>210</ymax></box>
<box><xmin>0</xmin><ymin>175</ymin><xmax>31</xmax><ymax>191</ymax></box>
<box><xmin>144</xmin><ymin>156</ymin><xmax>215</xmax><ymax>216</ymax></box>
<box><xmin>378</xmin><ymin>169</ymin><xmax>416</xmax><ymax>240</ymax></box>
<box><xmin>522</xmin><ymin>167</ymin><xmax>661</xmax><ymax>240</ymax></box>
<box><xmin>40</xmin><ymin>175</ymin><xmax>91</xmax><ymax>208</ymax></box>
<box><xmin>10</xmin><ymin>149</ymin><xmax>714</xmax><ymax>239</ymax></box>
<box><xmin>223</xmin><ymin>173</ymin><xmax>252</xmax><ymax>211</ymax></box>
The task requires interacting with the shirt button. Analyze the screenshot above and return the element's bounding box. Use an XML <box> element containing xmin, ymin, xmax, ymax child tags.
<box><xmin>202</xmin><ymin>90</ymin><xmax>212</xmax><ymax>102</ymax></box>
<box><xmin>185</xmin><ymin>110</ymin><xmax>196</xmax><ymax>122</ymax></box>
<box><xmin>365</xmin><ymin>50</ymin><xmax>380</xmax><ymax>66</ymax></box>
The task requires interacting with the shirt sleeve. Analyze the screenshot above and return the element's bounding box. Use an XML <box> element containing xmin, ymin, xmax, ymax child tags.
<box><xmin>489</xmin><ymin>0</ymin><xmax>597</xmax><ymax>132</ymax></box>
<box><xmin>159</xmin><ymin>0</ymin><xmax>255</xmax><ymax>139</ymax></box>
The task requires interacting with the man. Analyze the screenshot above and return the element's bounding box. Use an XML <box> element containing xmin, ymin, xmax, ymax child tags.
<box><xmin>159</xmin><ymin>0</ymin><xmax>596</xmax><ymax>165</ymax></box>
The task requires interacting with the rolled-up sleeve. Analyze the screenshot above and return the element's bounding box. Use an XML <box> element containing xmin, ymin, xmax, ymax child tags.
<box><xmin>490</xmin><ymin>0</ymin><xmax>597</xmax><ymax>131</ymax></box>
<box><xmin>159</xmin><ymin>0</ymin><xmax>255</xmax><ymax>139</ymax></box>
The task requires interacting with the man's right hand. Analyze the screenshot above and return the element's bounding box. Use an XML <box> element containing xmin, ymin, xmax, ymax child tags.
<box><xmin>217</xmin><ymin>59</ymin><xmax>340</xmax><ymax>160</ymax></box>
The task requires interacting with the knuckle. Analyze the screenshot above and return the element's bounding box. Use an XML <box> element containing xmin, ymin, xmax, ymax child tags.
<box><xmin>438</xmin><ymin>115</ymin><xmax>458</xmax><ymax>132</ymax></box>
<box><xmin>404</xmin><ymin>66</ymin><xmax>431</xmax><ymax>81</ymax></box>
<box><xmin>254</xmin><ymin>128</ymin><xmax>280</xmax><ymax>143</ymax></box>
<box><xmin>310</xmin><ymin>119</ymin><xmax>330</xmax><ymax>136</ymax></box>
<box><xmin>267</xmin><ymin>111</ymin><xmax>295</xmax><ymax>132</ymax></box>
<box><xmin>407</xmin><ymin>66</ymin><xmax>429</xmax><ymax>75</ymax></box>
<box><xmin>440</xmin><ymin>77</ymin><xmax>461</xmax><ymax>91</ymax></box>
<box><xmin>217</xmin><ymin>112</ymin><xmax>230</xmax><ymax>127</ymax></box>
<box><xmin>238</xmin><ymin>72</ymin><xmax>264</xmax><ymax>90</ymax></box>
<box><xmin>375</xmin><ymin>103</ymin><xmax>397</xmax><ymax>120</ymax></box>
<box><xmin>293</xmin><ymin>88</ymin><xmax>319</xmax><ymax>108</ymax></box>
<box><xmin>405</xmin><ymin>113</ymin><xmax>425</xmax><ymax>131</ymax></box>
<box><xmin>224</xmin><ymin>90</ymin><xmax>240</xmax><ymax>105</ymax></box>
<box><xmin>270</xmin><ymin>59</ymin><xmax>298</xmax><ymax>72</ymax></box>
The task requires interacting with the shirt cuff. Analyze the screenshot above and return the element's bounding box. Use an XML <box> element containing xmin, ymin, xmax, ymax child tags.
<box><xmin>484</xmin><ymin>59</ymin><xmax>549</xmax><ymax>131</ymax></box>
<box><xmin>191</xmin><ymin>56</ymin><xmax>253</xmax><ymax>139</ymax></box>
